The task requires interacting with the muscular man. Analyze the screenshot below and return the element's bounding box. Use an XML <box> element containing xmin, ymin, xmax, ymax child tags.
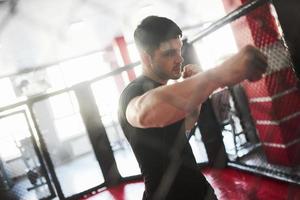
<box><xmin>118</xmin><ymin>16</ymin><xmax>267</xmax><ymax>200</ymax></box>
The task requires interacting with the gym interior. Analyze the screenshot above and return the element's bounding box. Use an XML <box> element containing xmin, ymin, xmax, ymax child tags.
<box><xmin>0</xmin><ymin>0</ymin><xmax>299</xmax><ymax>199</ymax></box>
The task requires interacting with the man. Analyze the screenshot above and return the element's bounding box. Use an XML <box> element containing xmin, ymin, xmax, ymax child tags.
<box><xmin>118</xmin><ymin>16</ymin><xmax>267</xmax><ymax>200</ymax></box>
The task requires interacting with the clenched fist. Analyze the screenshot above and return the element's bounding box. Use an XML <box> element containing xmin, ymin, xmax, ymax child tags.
<box><xmin>182</xmin><ymin>64</ymin><xmax>202</xmax><ymax>79</ymax></box>
<box><xmin>216</xmin><ymin>45</ymin><xmax>268</xmax><ymax>87</ymax></box>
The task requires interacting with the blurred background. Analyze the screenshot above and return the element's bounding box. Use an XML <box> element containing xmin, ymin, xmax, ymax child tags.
<box><xmin>0</xmin><ymin>0</ymin><xmax>299</xmax><ymax>199</ymax></box>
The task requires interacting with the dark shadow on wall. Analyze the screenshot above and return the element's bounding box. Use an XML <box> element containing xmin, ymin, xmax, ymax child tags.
<box><xmin>273</xmin><ymin>0</ymin><xmax>300</xmax><ymax>79</ymax></box>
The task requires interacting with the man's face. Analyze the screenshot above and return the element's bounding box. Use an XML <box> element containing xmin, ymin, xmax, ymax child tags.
<box><xmin>149</xmin><ymin>38</ymin><xmax>184</xmax><ymax>81</ymax></box>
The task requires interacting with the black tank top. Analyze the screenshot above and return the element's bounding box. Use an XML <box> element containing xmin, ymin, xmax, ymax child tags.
<box><xmin>118</xmin><ymin>75</ymin><xmax>212</xmax><ymax>200</ymax></box>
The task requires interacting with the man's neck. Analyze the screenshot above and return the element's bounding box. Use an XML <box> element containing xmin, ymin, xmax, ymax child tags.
<box><xmin>142</xmin><ymin>67</ymin><xmax>168</xmax><ymax>85</ymax></box>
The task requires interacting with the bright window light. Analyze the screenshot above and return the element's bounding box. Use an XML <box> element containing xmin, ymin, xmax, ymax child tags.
<box><xmin>0</xmin><ymin>138</ymin><xmax>21</xmax><ymax>160</ymax></box>
<box><xmin>0</xmin><ymin>78</ymin><xmax>16</xmax><ymax>107</ymax></box>
<box><xmin>54</xmin><ymin>114</ymin><xmax>86</xmax><ymax>141</ymax></box>
<box><xmin>49</xmin><ymin>92</ymin><xmax>86</xmax><ymax>141</ymax></box>
<box><xmin>0</xmin><ymin>113</ymin><xmax>31</xmax><ymax>160</ymax></box>
<box><xmin>46</xmin><ymin>65</ymin><xmax>66</xmax><ymax>90</ymax></box>
<box><xmin>121</xmin><ymin>71</ymin><xmax>131</xmax><ymax>86</ymax></box>
<box><xmin>133</xmin><ymin>64</ymin><xmax>143</xmax><ymax>77</ymax></box>
<box><xmin>193</xmin><ymin>24</ymin><xmax>238</xmax><ymax>71</ymax></box>
<box><xmin>59</xmin><ymin>53</ymin><xmax>110</xmax><ymax>87</ymax></box>
<box><xmin>92</xmin><ymin>77</ymin><xmax>120</xmax><ymax>117</ymax></box>
<box><xmin>113</xmin><ymin>42</ymin><xmax>125</xmax><ymax>67</ymax></box>
<box><xmin>49</xmin><ymin>92</ymin><xmax>79</xmax><ymax>119</ymax></box>
<box><xmin>127</xmin><ymin>43</ymin><xmax>140</xmax><ymax>63</ymax></box>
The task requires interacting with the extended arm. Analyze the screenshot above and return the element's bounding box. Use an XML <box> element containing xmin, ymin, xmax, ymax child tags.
<box><xmin>126</xmin><ymin>45</ymin><xmax>267</xmax><ymax>128</ymax></box>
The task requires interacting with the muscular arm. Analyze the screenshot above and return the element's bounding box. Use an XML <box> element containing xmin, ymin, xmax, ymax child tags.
<box><xmin>126</xmin><ymin>69</ymin><xmax>220</xmax><ymax>128</ymax></box>
<box><xmin>126</xmin><ymin>45</ymin><xmax>267</xmax><ymax>128</ymax></box>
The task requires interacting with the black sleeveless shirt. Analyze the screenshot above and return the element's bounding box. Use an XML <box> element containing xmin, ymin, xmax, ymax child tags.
<box><xmin>118</xmin><ymin>75</ymin><xmax>212</xmax><ymax>200</ymax></box>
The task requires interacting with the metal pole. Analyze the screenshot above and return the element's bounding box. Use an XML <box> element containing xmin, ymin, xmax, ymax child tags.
<box><xmin>189</xmin><ymin>0</ymin><xmax>271</xmax><ymax>44</ymax></box>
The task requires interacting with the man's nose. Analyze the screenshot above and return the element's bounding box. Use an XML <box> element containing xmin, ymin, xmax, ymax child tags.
<box><xmin>177</xmin><ymin>53</ymin><xmax>184</xmax><ymax>64</ymax></box>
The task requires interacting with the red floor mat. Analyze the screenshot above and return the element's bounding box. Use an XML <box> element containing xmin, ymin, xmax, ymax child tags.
<box><xmin>83</xmin><ymin>167</ymin><xmax>300</xmax><ymax>200</ymax></box>
<box><xmin>203</xmin><ymin>168</ymin><xmax>300</xmax><ymax>200</ymax></box>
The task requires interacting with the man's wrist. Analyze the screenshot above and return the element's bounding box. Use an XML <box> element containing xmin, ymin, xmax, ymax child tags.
<box><xmin>206</xmin><ymin>67</ymin><xmax>226</xmax><ymax>88</ymax></box>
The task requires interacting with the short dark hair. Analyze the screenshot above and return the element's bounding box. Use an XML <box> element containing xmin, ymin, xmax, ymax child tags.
<box><xmin>134</xmin><ymin>16</ymin><xmax>182</xmax><ymax>54</ymax></box>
